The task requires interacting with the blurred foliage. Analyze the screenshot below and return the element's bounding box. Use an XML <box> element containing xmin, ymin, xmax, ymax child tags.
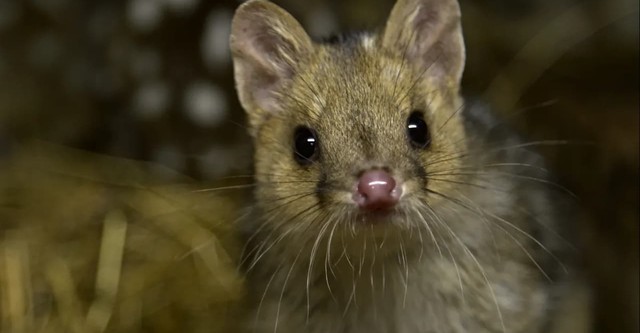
<box><xmin>0</xmin><ymin>0</ymin><xmax>637</xmax><ymax>332</ymax></box>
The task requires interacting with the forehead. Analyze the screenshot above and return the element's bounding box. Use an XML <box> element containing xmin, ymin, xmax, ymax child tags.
<box><xmin>287</xmin><ymin>42</ymin><xmax>417</xmax><ymax>126</ymax></box>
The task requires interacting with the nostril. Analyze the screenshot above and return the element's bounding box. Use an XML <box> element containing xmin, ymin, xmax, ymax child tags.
<box><xmin>354</xmin><ymin>170</ymin><xmax>401</xmax><ymax>211</ymax></box>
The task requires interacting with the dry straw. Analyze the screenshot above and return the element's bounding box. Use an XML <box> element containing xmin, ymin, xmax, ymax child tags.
<box><xmin>0</xmin><ymin>143</ymin><xmax>246</xmax><ymax>333</ymax></box>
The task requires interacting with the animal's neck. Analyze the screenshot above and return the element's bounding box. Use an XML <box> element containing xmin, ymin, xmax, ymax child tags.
<box><xmin>258</xmin><ymin>234</ymin><xmax>425</xmax><ymax>302</ymax></box>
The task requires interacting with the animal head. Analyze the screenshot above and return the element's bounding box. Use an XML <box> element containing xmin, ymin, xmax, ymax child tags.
<box><xmin>230</xmin><ymin>0</ymin><xmax>470</xmax><ymax>253</ymax></box>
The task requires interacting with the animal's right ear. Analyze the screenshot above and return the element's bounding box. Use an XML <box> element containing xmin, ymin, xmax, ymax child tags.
<box><xmin>230</xmin><ymin>0</ymin><xmax>313</xmax><ymax>136</ymax></box>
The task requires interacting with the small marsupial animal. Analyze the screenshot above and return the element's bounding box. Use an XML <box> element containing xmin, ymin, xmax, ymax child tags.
<box><xmin>229</xmin><ymin>0</ymin><xmax>586</xmax><ymax>332</ymax></box>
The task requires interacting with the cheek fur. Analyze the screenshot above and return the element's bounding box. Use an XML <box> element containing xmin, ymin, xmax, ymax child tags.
<box><xmin>410</xmin><ymin>153</ymin><xmax>429</xmax><ymax>190</ymax></box>
<box><xmin>315</xmin><ymin>171</ymin><xmax>329</xmax><ymax>205</ymax></box>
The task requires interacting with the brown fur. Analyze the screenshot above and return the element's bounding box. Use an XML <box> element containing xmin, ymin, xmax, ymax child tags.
<box><xmin>230</xmin><ymin>0</ymin><xmax>588</xmax><ymax>332</ymax></box>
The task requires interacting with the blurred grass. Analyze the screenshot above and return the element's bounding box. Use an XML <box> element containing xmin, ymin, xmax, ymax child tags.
<box><xmin>0</xmin><ymin>143</ymin><xmax>245</xmax><ymax>332</ymax></box>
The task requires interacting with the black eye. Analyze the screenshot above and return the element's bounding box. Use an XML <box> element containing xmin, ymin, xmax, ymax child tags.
<box><xmin>293</xmin><ymin>126</ymin><xmax>318</xmax><ymax>165</ymax></box>
<box><xmin>406</xmin><ymin>111</ymin><xmax>431</xmax><ymax>149</ymax></box>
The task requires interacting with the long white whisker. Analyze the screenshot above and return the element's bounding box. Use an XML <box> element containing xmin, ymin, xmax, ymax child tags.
<box><xmin>274</xmin><ymin>247</ymin><xmax>305</xmax><ymax>333</ymax></box>
<box><xmin>420</xmin><ymin>204</ymin><xmax>467</xmax><ymax>310</ymax></box>
<box><xmin>430</xmin><ymin>211</ymin><xmax>507</xmax><ymax>333</ymax></box>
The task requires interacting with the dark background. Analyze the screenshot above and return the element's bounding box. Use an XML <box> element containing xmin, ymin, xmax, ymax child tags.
<box><xmin>0</xmin><ymin>0</ymin><xmax>637</xmax><ymax>332</ymax></box>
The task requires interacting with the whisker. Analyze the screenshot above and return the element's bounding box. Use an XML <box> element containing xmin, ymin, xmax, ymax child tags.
<box><xmin>436</xmin><ymin>101</ymin><xmax>467</xmax><ymax>133</ymax></box>
<box><xmin>430</xmin><ymin>162</ymin><xmax>550</xmax><ymax>175</ymax></box>
<box><xmin>306</xmin><ymin>210</ymin><xmax>337</xmax><ymax>317</ymax></box>
<box><xmin>239</xmin><ymin>192</ymin><xmax>318</xmax><ymax>266</ymax></box>
<box><xmin>426</xmin><ymin>140</ymin><xmax>592</xmax><ymax>169</ymax></box>
<box><xmin>245</xmin><ymin>203</ymin><xmax>323</xmax><ymax>273</ymax></box>
<box><xmin>397</xmin><ymin>53</ymin><xmax>443</xmax><ymax>107</ymax></box>
<box><xmin>274</xmin><ymin>247</ymin><xmax>305</xmax><ymax>333</ymax></box>
<box><xmin>254</xmin><ymin>261</ymin><xmax>284</xmax><ymax>332</ymax></box>
<box><xmin>427</xmin><ymin>177</ymin><xmax>509</xmax><ymax>193</ymax></box>
<box><xmin>424</xmin><ymin>202</ymin><xmax>507</xmax><ymax>333</ymax></box>
<box><xmin>391</xmin><ymin>24</ymin><xmax>418</xmax><ymax>101</ymax></box>
<box><xmin>192</xmin><ymin>184</ymin><xmax>256</xmax><ymax>193</ymax></box>
<box><xmin>418</xmin><ymin>205</ymin><xmax>467</xmax><ymax>309</ymax></box>
<box><xmin>411</xmin><ymin>206</ymin><xmax>443</xmax><ymax>260</ymax></box>
<box><xmin>428</xmin><ymin>170</ymin><xmax>577</xmax><ymax>198</ymax></box>
<box><xmin>426</xmin><ymin>188</ymin><xmax>568</xmax><ymax>273</ymax></box>
<box><xmin>397</xmin><ymin>233</ymin><xmax>409</xmax><ymax>308</ymax></box>
<box><xmin>325</xmin><ymin>208</ymin><xmax>342</xmax><ymax>279</ymax></box>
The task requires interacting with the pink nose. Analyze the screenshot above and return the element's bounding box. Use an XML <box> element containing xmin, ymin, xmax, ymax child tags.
<box><xmin>353</xmin><ymin>170</ymin><xmax>402</xmax><ymax>211</ymax></box>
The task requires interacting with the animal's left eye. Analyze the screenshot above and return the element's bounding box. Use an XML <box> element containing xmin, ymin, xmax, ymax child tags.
<box><xmin>406</xmin><ymin>111</ymin><xmax>431</xmax><ymax>149</ymax></box>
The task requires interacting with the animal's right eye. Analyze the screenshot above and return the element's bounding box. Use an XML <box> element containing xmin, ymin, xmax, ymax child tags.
<box><xmin>293</xmin><ymin>126</ymin><xmax>318</xmax><ymax>165</ymax></box>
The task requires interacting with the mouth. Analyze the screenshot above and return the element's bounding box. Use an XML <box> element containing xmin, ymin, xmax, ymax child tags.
<box><xmin>352</xmin><ymin>207</ymin><xmax>402</xmax><ymax>226</ymax></box>
<box><xmin>354</xmin><ymin>209</ymin><xmax>397</xmax><ymax>225</ymax></box>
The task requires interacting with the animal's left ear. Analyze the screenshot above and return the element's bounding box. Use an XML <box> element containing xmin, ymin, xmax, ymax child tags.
<box><xmin>381</xmin><ymin>0</ymin><xmax>465</xmax><ymax>87</ymax></box>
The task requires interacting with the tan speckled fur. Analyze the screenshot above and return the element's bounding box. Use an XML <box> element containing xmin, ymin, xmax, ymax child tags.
<box><xmin>230</xmin><ymin>0</ymin><xmax>588</xmax><ymax>332</ymax></box>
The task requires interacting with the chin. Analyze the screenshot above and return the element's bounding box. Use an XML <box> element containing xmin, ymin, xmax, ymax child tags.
<box><xmin>317</xmin><ymin>209</ymin><xmax>418</xmax><ymax>258</ymax></box>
